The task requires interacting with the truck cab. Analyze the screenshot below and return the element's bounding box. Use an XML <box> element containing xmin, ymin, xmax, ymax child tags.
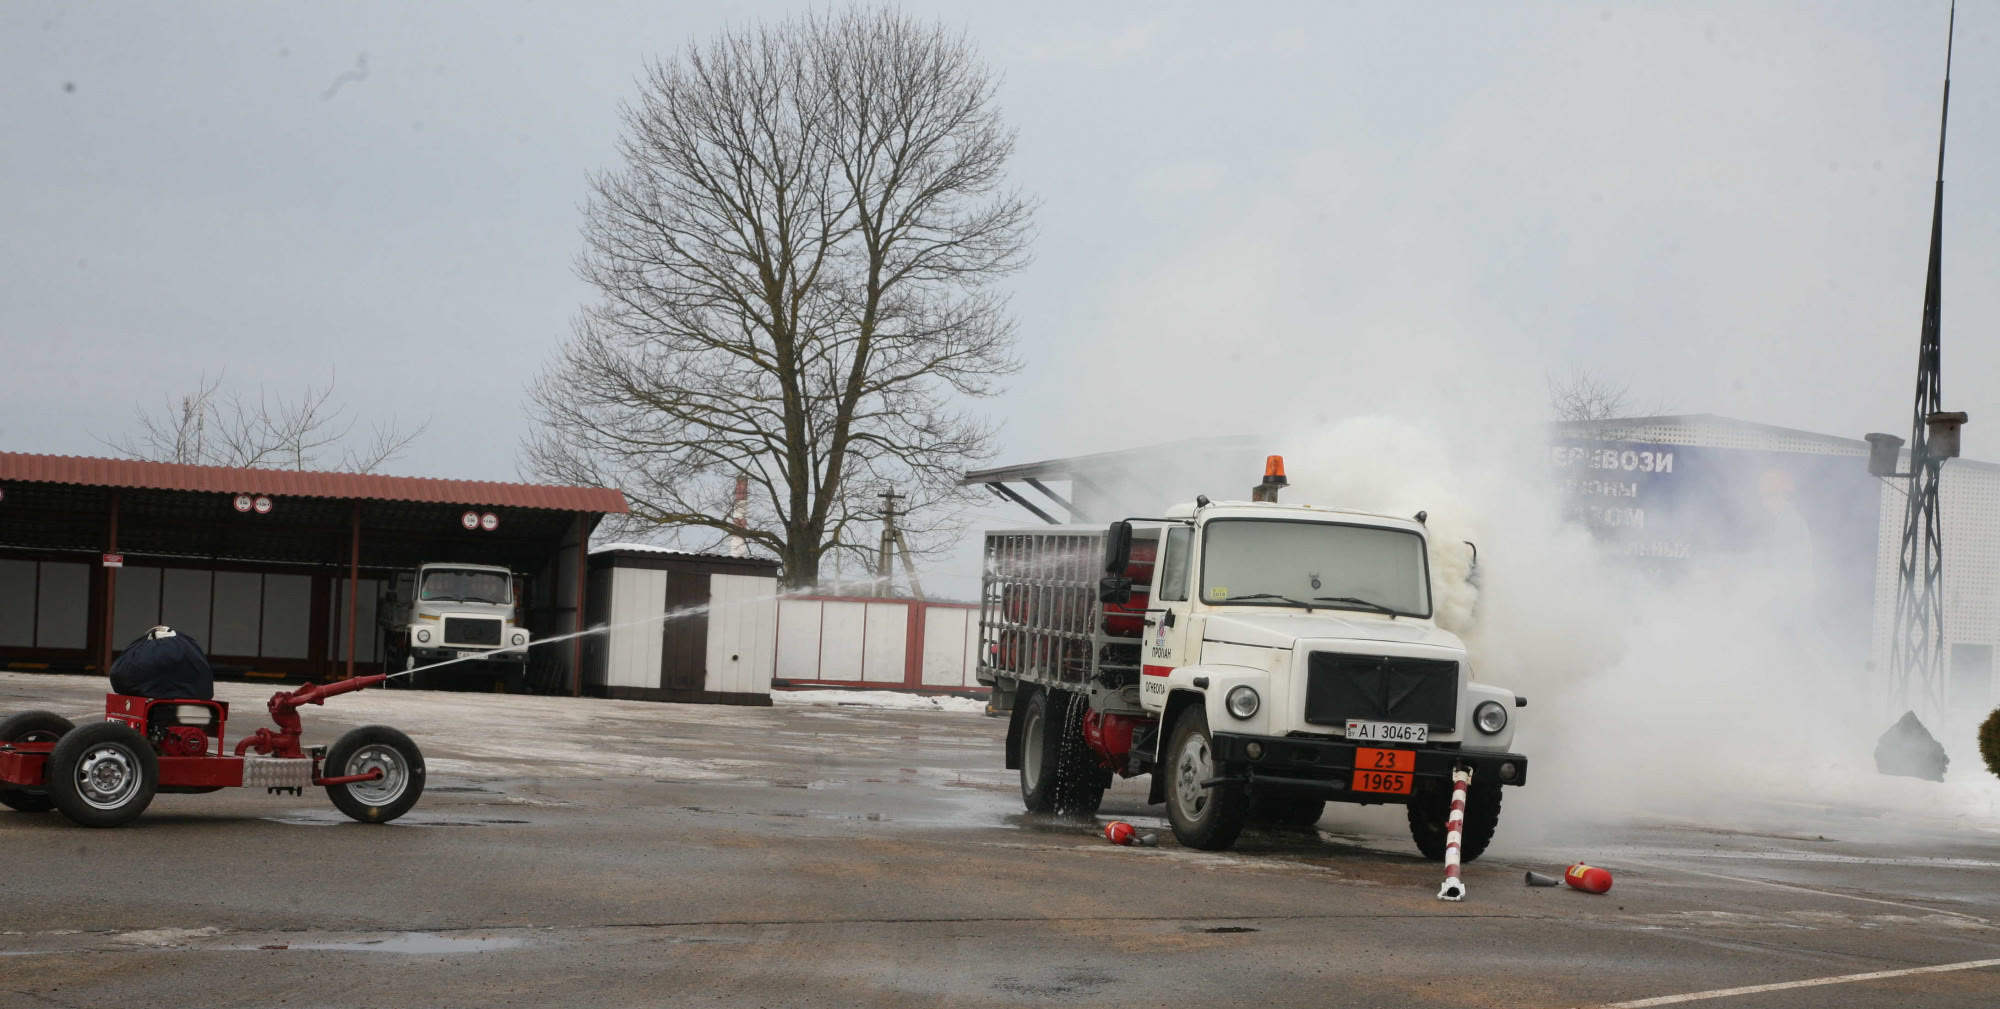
<box><xmin>383</xmin><ymin>563</ymin><xmax>532</xmax><ymax>690</ymax></box>
<box><xmin>978</xmin><ymin>461</ymin><xmax>1527</xmax><ymax>857</ymax></box>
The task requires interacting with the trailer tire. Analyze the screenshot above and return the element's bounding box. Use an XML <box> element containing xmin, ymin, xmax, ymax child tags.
<box><xmin>1164</xmin><ymin>707</ymin><xmax>1248</xmax><ymax>850</ymax></box>
<box><xmin>47</xmin><ymin>721</ymin><xmax>157</xmax><ymax>827</ymax></box>
<box><xmin>0</xmin><ymin>711</ymin><xmax>75</xmax><ymax>813</ymax></box>
<box><xmin>325</xmin><ymin>725</ymin><xmax>426</xmax><ymax>824</ymax></box>
<box><xmin>1251</xmin><ymin>794</ymin><xmax>1326</xmax><ymax>828</ymax></box>
<box><xmin>1407</xmin><ymin>778</ymin><xmax>1502</xmax><ymax>863</ymax></box>
<box><xmin>1018</xmin><ymin>689</ymin><xmax>1105</xmax><ymax>815</ymax></box>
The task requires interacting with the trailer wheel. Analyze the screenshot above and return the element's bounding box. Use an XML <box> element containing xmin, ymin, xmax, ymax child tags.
<box><xmin>1164</xmin><ymin>707</ymin><xmax>1248</xmax><ymax>850</ymax></box>
<box><xmin>1017</xmin><ymin>690</ymin><xmax>1105</xmax><ymax>815</ymax></box>
<box><xmin>0</xmin><ymin>711</ymin><xmax>75</xmax><ymax>813</ymax></box>
<box><xmin>1407</xmin><ymin>778</ymin><xmax>1502</xmax><ymax>862</ymax></box>
<box><xmin>47</xmin><ymin>721</ymin><xmax>157</xmax><ymax>828</ymax></box>
<box><xmin>325</xmin><ymin>725</ymin><xmax>425</xmax><ymax>824</ymax></box>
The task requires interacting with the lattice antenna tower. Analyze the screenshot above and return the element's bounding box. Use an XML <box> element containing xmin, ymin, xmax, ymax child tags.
<box><xmin>1870</xmin><ymin>3</ymin><xmax>1969</xmax><ymax>723</ymax></box>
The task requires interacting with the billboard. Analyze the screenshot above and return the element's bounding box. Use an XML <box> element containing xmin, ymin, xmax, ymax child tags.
<box><xmin>1550</xmin><ymin>440</ymin><xmax>1883</xmax><ymax>655</ymax></box>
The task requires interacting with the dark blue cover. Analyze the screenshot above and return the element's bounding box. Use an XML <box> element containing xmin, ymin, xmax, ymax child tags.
<box><xmin>109</xmin><ymin>630</ymin><xmax>215</xmax><ymax>700</ymax></box>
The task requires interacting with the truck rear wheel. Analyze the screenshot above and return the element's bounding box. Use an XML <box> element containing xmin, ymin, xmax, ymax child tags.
<box><xmin>1164</xmin><ymin>707</ymin><xmax>1248</xmax><ymax>850</ymax></box>
<box><xmin>47</xmin><ymin>721</ymin><xmax>158</xmax><ymax>828</ymax></box>
<box><xmin>1407</xmin><ymin>778</ymin><xmax>1502</xmax><ymax>862</ymax></box>
<box><xmin>1018</xmin><ymin>689</ymin><xmax>1105</xmax><ymax>815</ymax></box>
<box><xmin>0</xmin><ymin>711</ymin><xmax>75</xmax><ymax>813</ymax></box>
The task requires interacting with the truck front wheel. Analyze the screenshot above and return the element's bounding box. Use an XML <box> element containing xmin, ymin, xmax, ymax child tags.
<box><xmin>1407</xmin><ymin>778</ymin><xmax>1502</xmax><ymax>862</ymax></box>
<box><xmin>1164</xmin><ymin>707</ymin><xmax>1248</xmax><ymax>850</ymax></box>
<box><xmin>1018</xmin><ymin>689</ymin><xmax>1105</xmax><ymax>815</ymax></box>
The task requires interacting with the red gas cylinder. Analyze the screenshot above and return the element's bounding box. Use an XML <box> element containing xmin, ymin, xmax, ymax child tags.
<box><xmin>1123</xmin><ymin>539</ymin><xmax>1157</xmax><ymax>586</ymax></box>
<box><xmin>1104</xmin><ymin>820</ymin><xmax>1137</xmax><ymax>845</ymax></box>
<box><xmin>1564</xmin><ymin>863</ymin><xmax>1614</xmax><ymax>894</ymax></box>
<box><xmin>1103</xmin><ymin>589</ymin><xmax>1151</xmax><ymax>637</ymax></box>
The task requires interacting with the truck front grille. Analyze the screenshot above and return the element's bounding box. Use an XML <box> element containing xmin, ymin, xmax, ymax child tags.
<box><xmin>1304</xmin><ymin>653</ymin><xmax>1459</xmax><ymax>731</ymax></box>
<box><xmin>443</xmin><ymin>617</ymin><xmax>503</xmax><ymax>647</ymax></box>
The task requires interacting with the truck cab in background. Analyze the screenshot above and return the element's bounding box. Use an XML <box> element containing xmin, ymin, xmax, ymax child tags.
<box><xmin>978</xmin><ymin>459</ymin><xmax>1528</xmax><ymax>857</ymax></box>
<box><xmin>381</xmin><ymin>563</ymin><xmax>532</xmax><ymax>692</ymax></box>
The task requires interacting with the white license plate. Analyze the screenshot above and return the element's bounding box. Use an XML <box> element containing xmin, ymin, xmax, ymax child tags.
<box><xmin>456</xmin><ymin>650</ymin><xmax>484</xmax><ymax>660</ymax></box>
<box><xmin>1346</xmin><ymin>719</ymin><xmax>1428</xmax><ymax>744</ymax></box>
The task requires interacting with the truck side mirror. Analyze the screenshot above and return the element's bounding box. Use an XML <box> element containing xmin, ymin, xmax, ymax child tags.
<box><xmin>1099</xmin><ymin>576</ymin><xmax>1133</xmax><ymax>605</ymax></box>
<box><xmin>1103</xmin><ymin>521</ymin><xmax>1133</xmax><ymax>575</ymax></box>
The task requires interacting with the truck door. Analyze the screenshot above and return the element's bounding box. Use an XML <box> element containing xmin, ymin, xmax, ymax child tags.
<box><xmin>1141</xmin><ymin>524</ymin><xmax>1196</xmax><ymax>709</ymax></box>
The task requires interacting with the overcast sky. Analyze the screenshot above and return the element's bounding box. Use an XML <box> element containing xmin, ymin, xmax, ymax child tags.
<box><xmin>5</xmin><ymin>2</ymin><xmax>1994</xmax><ymax>592</ymax></box>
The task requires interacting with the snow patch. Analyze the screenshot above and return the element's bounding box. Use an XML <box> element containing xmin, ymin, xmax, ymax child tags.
<box><xmin>113</xmin><ymin>927</ymin><xmax>220</xmax><ymax>946</ymax></box>
<box><xmin>772</xmin><ymin>689</ymin><xmax>988</xmax><ymax>714</ymax></box>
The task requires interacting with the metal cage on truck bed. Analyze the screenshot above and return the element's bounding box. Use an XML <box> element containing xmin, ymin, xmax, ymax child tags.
<box><xmin>976</xmin><ymin>527</ymin><xmax>1157</xmax><ymax>714</ymax></box>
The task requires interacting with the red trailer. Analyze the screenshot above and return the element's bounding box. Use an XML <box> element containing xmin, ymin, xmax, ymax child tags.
<box><xmin>0</xmin><ymin>675</ymin><xmax>423</xmax><ymax>828</ymax></box>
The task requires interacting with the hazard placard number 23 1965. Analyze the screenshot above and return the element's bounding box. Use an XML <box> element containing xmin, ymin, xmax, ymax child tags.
<box><xmin>1352</xmin><ymin>747</ymin><xmax>1414</xmax><ymax>795</ymax></box>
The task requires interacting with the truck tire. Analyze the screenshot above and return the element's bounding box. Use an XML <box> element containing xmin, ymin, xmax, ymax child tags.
<box><xmin>1251</xmin><ymin>794</ymin><xmax>1326</xmax><ymax>828</ymax></box>
<box><xmin>1017</xmin><ymin>689</ymin><xmax>1106</xmax><ymax>815</ymax></box>
<box><xmin>324</xmin><ymin>725</ymin><xmax>426</xmax><ymax>824</ymax></box>
<box><xmin>1164</xmin><ymin>707</ymin><xmax>1248</xmax><ymax>850</ymax></box>
<box><xmin>47</xmin><ymin>721</ymin><xmax>158</xmax><ymax>828</ymax></box>
<box><xmin>1407</xmin><ymin>778</ymin><xmax>1502</xmax><ymax>862</ymax></box>
<box><xmin>0</xmin><ymin>711</ymin><xmax>75</xmax><ymax>813</ymax></box>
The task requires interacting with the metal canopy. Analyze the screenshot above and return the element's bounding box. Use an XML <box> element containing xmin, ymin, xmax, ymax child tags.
<box><xmin>961</xmin><ymin>436</ymin><xmax>1262</xmax><ymax>525</ymax></box>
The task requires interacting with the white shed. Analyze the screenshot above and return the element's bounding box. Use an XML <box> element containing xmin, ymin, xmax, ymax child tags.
<box><xmin>582</xmin><ymin>545</ymin><xmax>781</xmax><ymax>705</ymax></box>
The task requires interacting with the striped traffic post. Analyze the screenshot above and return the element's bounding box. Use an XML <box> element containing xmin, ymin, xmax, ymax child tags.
<box><xmin>1436</xmin><ymin>766</ymin><xmax>1472</xmax><ymax>901</ymax></box>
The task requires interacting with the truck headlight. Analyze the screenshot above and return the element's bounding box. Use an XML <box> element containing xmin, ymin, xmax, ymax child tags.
<box><xmin>1474</xmin><ymin>700</ymin><xmax>1507</xmax><ymax>735</ymax></box>
<box><xmin>415</xmin><ymin>628</ymin><xmax>431</xmax><ymax>644</ymax></box>
<box><xmin>512</xmin><ymin>632</ymin><xmax>527</xmax><ymax>646</ymax></box>
<box><xmin>1225</xmin><ymin>685</ymin><xmax>1259</xmax><ymax>720</ymax></box>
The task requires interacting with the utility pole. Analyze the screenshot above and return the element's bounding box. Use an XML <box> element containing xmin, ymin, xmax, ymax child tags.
<box><xmin>1867</xmin><ymin>4</ymin><xmax>1967</xmax><ymax>728</ymax></box>
<box><xmin>875</xmin><ymin>490</ymin><xmax>925</xmax><ymax>601</ymax></box>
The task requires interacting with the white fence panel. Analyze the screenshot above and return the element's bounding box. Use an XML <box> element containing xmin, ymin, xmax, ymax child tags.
<box><xmin>921</xmin><ymin>607</ymin><xmax>972</xmax><ymax>687</ymax></box>
<box><xmin>818</xmin><ymin>601</ymin><xmax>869</xmax><ymax>681</ymax></box>
<box><xmin>775</xmin><ymin>598</ymin><xmax>824</xmax><ymax>681</ymax></box>
<box><xmin>861</xmin><ymin>602</ymin><xmax>908</xmax><ymax>682</ymax></box>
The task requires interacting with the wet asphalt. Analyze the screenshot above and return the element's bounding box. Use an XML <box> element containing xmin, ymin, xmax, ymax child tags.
<box><xmin>1</xmin><ymin>672</ymin><xmax>1997</xmax><ymax>1008</ymax></box>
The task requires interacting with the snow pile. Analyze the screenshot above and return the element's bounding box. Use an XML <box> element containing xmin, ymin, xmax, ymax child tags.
<box><xmin>772</xmin><ymin>689</ymin><xmax>988</xmax><ymax>714</ymax></box>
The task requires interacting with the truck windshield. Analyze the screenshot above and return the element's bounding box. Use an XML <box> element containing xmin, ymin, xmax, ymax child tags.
<box><xmin>1199</xmin><ymin>519</ymin><xmax>1430</xmax><ymax>617</ymax></box>
<box><xmin>420</xmin><ymin>569</ymin><xmax>512</xmax><ymax>605</ymax></box>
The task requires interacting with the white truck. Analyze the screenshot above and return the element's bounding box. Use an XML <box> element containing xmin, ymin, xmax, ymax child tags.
<box><xmin>381</xmin><ymin>562</ymin><xmax>532</xmax><ymax>691</ymax></box>
<box><xmin>977</xmin><ymin>458</ymin><xmax>1528</xmax><ymax>856</ymax></box>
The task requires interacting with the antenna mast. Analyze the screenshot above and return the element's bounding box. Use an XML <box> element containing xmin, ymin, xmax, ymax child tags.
<box><xmin>1885</xmin><ymin>2</ymin><xmax>1964</xmax><ymax>723</ymax></box>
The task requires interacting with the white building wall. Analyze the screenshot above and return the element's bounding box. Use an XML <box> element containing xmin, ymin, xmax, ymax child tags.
<box><xmin>605</xmin><ymin>567</ymin><xmax>667</xmax><ymax>689</ymax></box>
<box><xmin>704</xmin><ymin>572</ymin><xmax>779</xmax><ymax>696</ymax></box>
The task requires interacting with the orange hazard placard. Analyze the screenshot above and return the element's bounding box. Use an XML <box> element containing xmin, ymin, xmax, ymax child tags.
<box><xmin>1352</xmin><ymin>769</ymin><xmax>1412</xmax><ymax>794</ymax></box>
<box><xmin>1355</xmin><ymin>747</ymin><xmax>1415</xmax><ymax>772</ymax></box>
<box><xmin>1352</xmin><ymin>748</ymin><xmax>1414</xmax><ymax>794</ymax></box>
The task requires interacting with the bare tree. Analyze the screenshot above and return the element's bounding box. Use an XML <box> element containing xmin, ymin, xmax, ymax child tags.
<box><xmin>1547</xmin><ymin>367</ymin><xmax>1638</xmax><ymax>424</ymax></box>
<box><xmin>525</xmin><ymin>6</ymin><xmax>1032</xmax><ymax>587</ymax></box>
<box><xmin>103</xmin><ymin>371</ymin><xmax>425</xmax><ymax>473</ymax></box>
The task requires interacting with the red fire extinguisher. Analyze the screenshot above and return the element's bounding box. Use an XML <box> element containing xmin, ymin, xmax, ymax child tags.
<box><xmin>1565</xmin><ymin>863</ymin><xmax>1614</xmax><ymax>894</ymax></box>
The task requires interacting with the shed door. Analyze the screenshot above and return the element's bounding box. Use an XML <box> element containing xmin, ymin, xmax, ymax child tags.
<box><xmin>660</xmin><ymin>571</ymin><xmax>711</xmax><ymax>691</ymax></box>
